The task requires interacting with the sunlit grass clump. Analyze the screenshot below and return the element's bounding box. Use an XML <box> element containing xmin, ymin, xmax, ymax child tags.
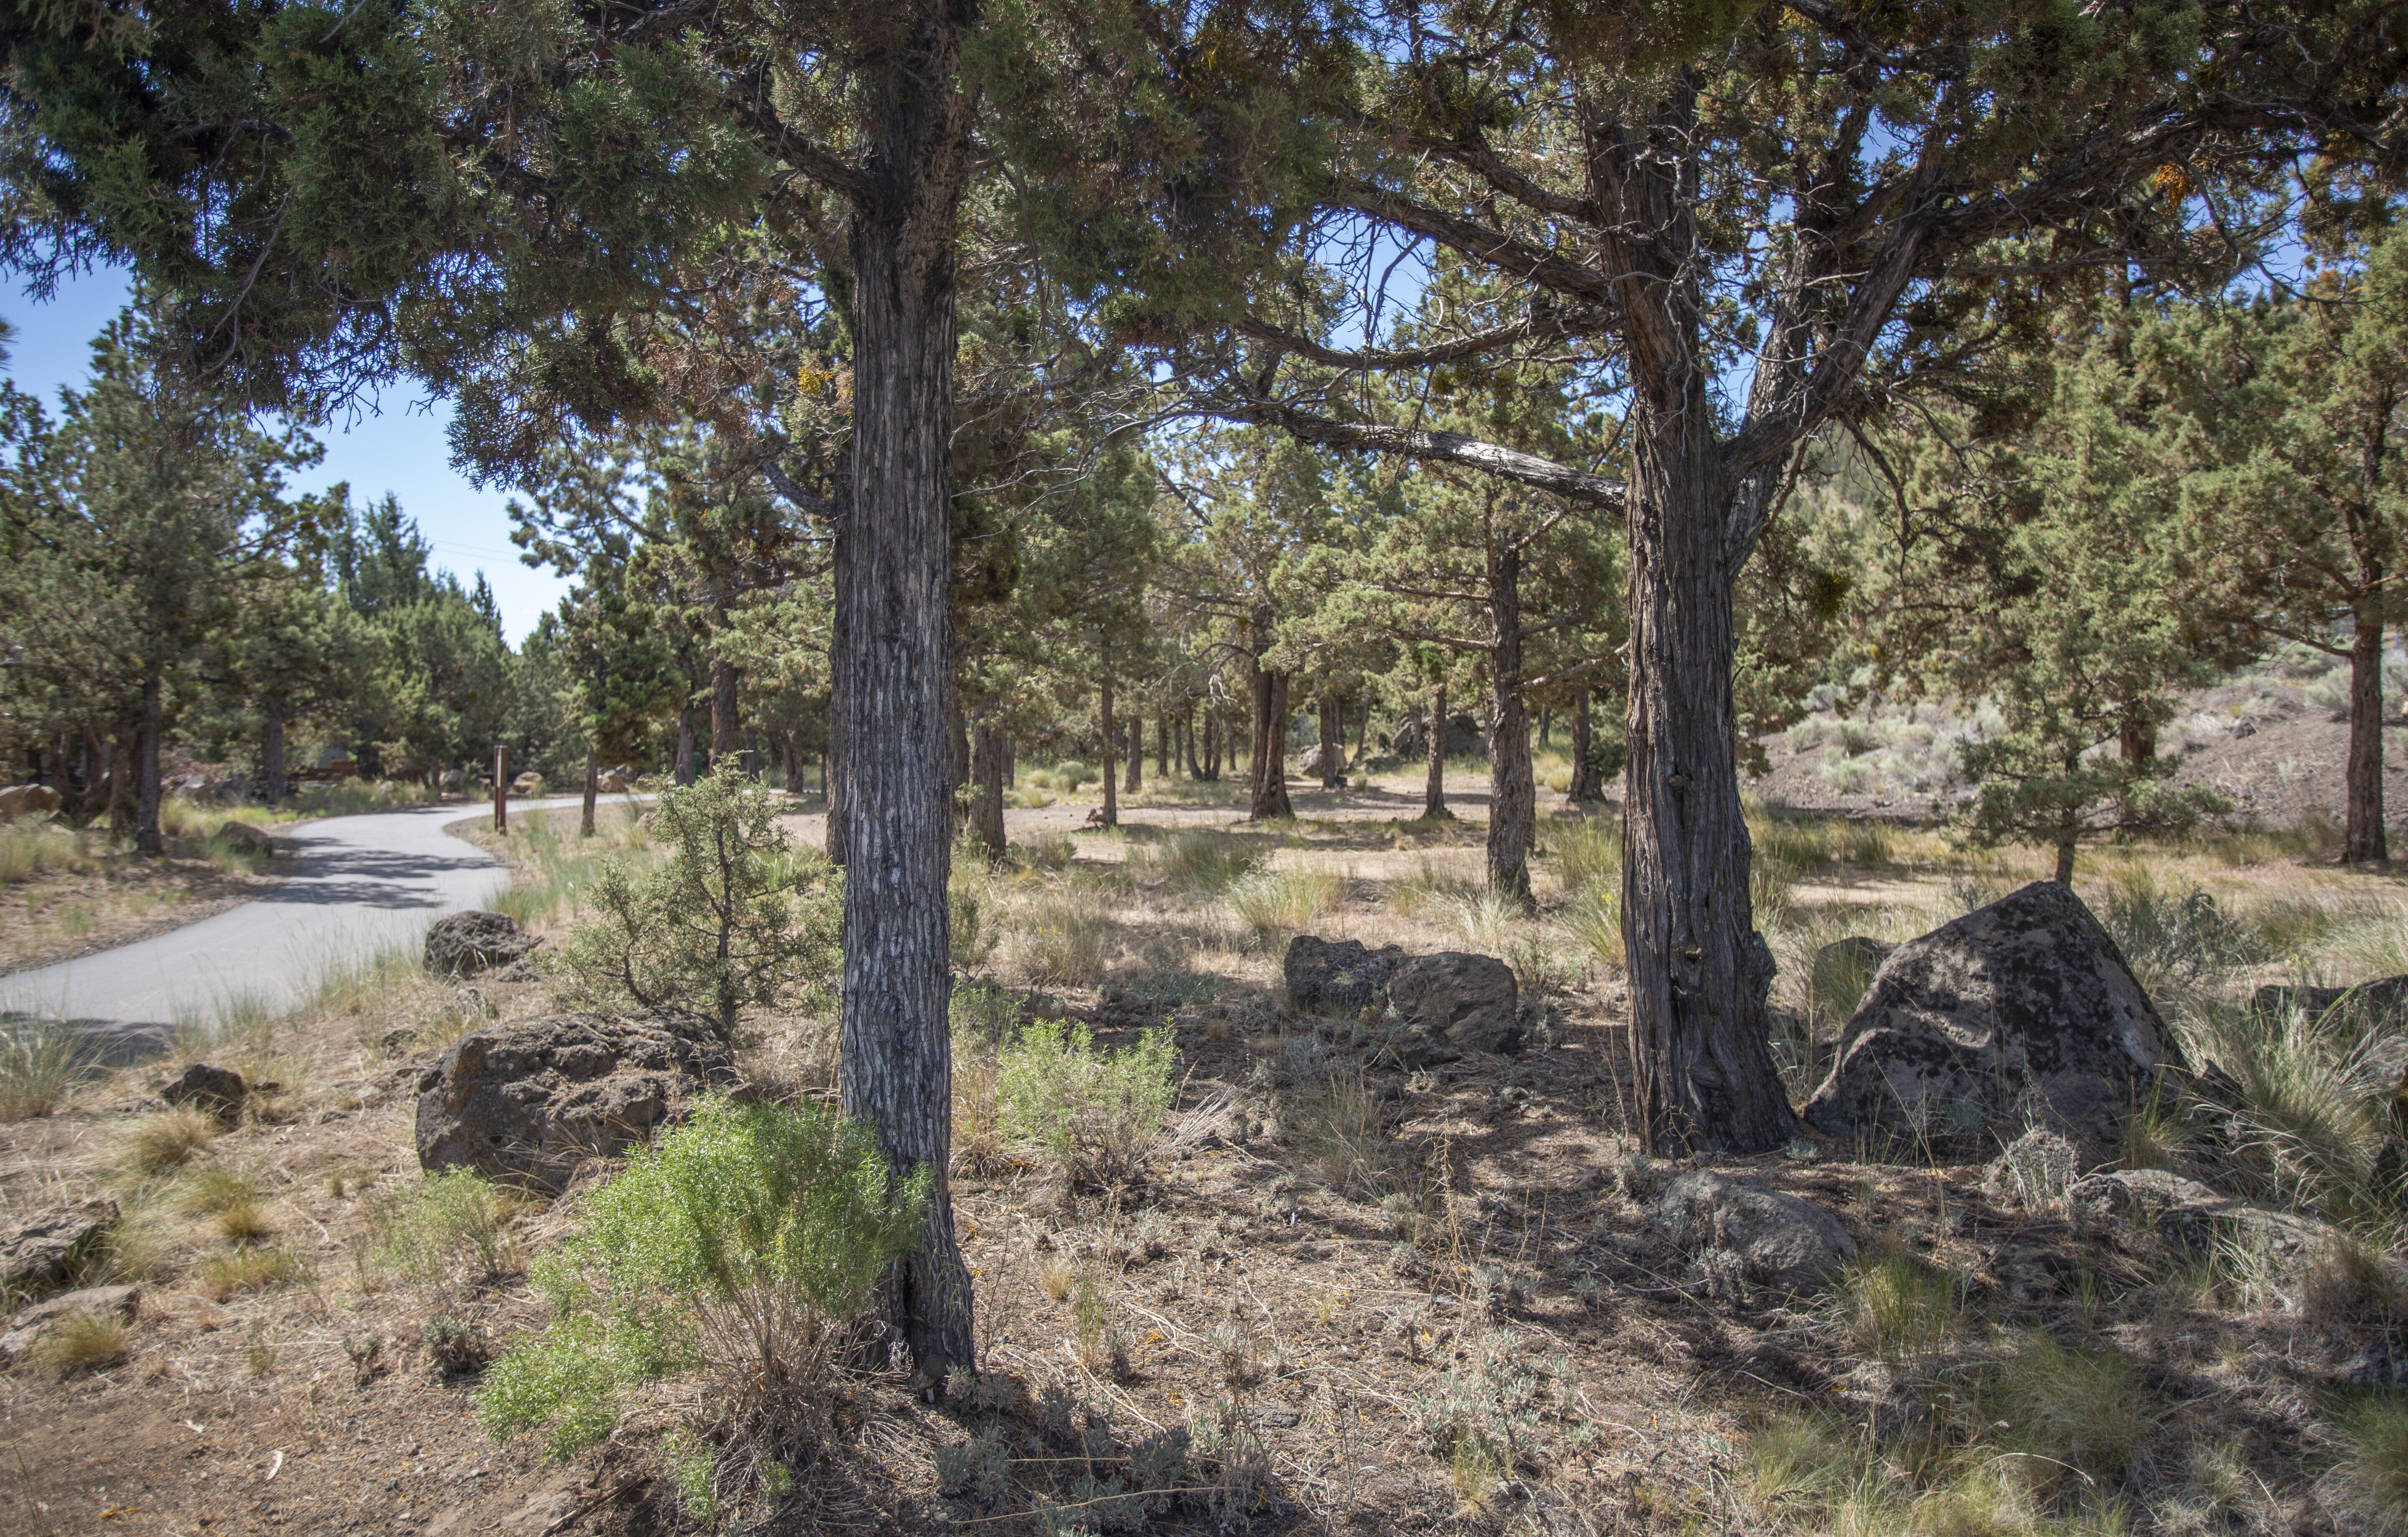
<box><xmin>1227</xmin><ymin>867</ymin><xmax>1342</xmax><ymax>939</ymax></box>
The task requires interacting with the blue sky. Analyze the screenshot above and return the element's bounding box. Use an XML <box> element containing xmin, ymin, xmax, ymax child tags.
<box><xmin>3</xmin><ymin>265</ymin><xmax>571</xmax><ymax>643</ymax></box>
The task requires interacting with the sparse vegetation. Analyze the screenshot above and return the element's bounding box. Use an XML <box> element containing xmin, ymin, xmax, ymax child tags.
<box><xmin>0</xmin><ymin>1016</ymin><xmax>95</xmax><ymax>1120</ymax></box>
<box><xmin>997</xmin><ymin>1019</ymin><xmax>1176</xmax><ymax>1190</ymax></box>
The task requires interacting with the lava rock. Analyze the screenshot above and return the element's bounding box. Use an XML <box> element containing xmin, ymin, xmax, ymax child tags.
<box><xmin>414</xmin><ymin>1008</ymin><xmax>740</xmax><ymax>1189</ymax></box>
<box><xmin>423</xmin><ymin>910</ymin><xmax>541</xmax><ymax>978</ymax></box>
<box><xmin>1653</xmin><ymin>1170</ymin><xmax>1857</xmax><ymax>1295</ymax></box>
<box><xmin>2069</xmin><ymin>1168</ymin><xmax>2335</xmax><ymax>1274</ymax></box>
<box><xmin>217</xmin><ymin>822</ymin><xmax>275</xmax><ymax>857</ymax></box>
<box><xmin>1388</xmin><ymin>951</ymin><xmax>1521</xmax><ymax>1055</ymax></box>
<box><xmin>1284</xmin><ymin>935</ymin><xmax>1408</xmax><ymax>1016</ymax></box>
<box><xmin>0</xmin><ymin>1198</ymin><xmax>118</xmax><ymax>1293</ymax></box>
<box><xmin>161</xmin><ymin>1063</ymin><xmax>247</xmax><ymax>1124</ymax></box>
<box><xmin>1799</xmin><ymin>881</ymin><xmax>2180</xmax><ymax>1165</ymax></box>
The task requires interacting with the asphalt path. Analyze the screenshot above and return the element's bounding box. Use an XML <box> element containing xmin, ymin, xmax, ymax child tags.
<box><xmin>1</xmin><ymin>796</ymin><xmax>609</xmax><ymax>1048</ymax></box>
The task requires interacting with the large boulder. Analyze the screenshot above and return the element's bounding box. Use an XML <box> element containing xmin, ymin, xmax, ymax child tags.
<box><xmin>1284</xmin><ymin>935</ymin><xmax>1407</xmax><ymax>1016</ymax></box>
<box><xmin>424</xmin><ymin>911</ymin><xmax>541</xmax><ymax>978</ymax></box>
<box><xmin>1800</xmin><ymin>882</ymin><xmax>2178</xmax><ymax>1164</ymax></box>
<box><xmin>509</xmin><ymin>771</ymin><xmax>546</xmax><ymax>796</ymax></box>
<box><xmin>1</xmin><ymin>1199</ymin><xmax>118</xmax><ymax>1294</ymax></box>
<box><xmin>217</xmin><ymin>822</ymin><xmax>275</xmax><ymax>857</ymax></box>
<box><xmin>0</xmin><ymin>783</ymin><xmax>62</xmax><ymax>821</ymax></box>
<box><xmin>414</xmin><ymin>1009</ymin><xmax>739</xmax><ymax>1189</ymax></box>
<box><xmin>162</xmin><ymin>1063</ymin><xmax>247</xmax><ymax>1125</ymax></box>
<box><xmin>1388</xmin><ymin>952</ymin><xmax>1521</xmax><ymax>1054</ymax></box>
<box><xmin>597</xmin><ymin>770</ymin><xmax>630</xmax><ymax>794</ymax></box>
<box><xmin>1653</xmin><ymin>1171</ymin><xmax>1856</xmax><ymax>1295</ymax></box>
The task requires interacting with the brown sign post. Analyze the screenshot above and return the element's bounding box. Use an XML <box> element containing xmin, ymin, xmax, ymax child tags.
<box><xmin>493</xmin><ymin>744</ymin><xmax>509</xmax><ymax>834</ymax></box>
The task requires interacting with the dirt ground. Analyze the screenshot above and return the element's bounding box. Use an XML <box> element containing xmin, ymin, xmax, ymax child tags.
<box><xmin>4</xmin><ymin>770</ymin><xmax>2405</xmax><ymax>1536</ymax></box>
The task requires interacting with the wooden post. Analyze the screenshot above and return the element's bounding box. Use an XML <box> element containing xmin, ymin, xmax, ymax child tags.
<box><xmin>493</xmin><ymin>743</ymin><xmax>509</xmax><ymax>834</ymax></box>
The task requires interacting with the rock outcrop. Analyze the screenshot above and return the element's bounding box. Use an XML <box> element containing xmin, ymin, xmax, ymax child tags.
<box><xmin>1800</xmin><ymin>882</ymin><xmax>2179</xmax><ymax>1165</ymax></box>
<box><xmin>1284</xmin><ymin>935</ymin><xmax>1408</xmax><ymax>1016</ymax></box>
<box><xmin>414</xmin><ymin>1009</ymin><xmax>739</xmax><ymax>1189</ymax></box>
<box><xmin>1</xmin><ymin>1199</ymin><xmax>117</xmax><ymax>1294</ymax></box>
<box><xmin>2069</xmin><ymin>1168</ymin><xmax>2335</xmax><ymax>1276</ymax></box>
<box><xmin>423</xmin><ymin>911</ymin><xmax>541</xmax><ymax>978</ymax></box>
<box><xmin>1653</xmin><ymin>1171</ymin><xmax>1856</xmax><ymax>1295</ymax></box>
<box><xmin>0</xmin><ymin>783</ymin><xmax>62</xmax><ymax>820</ymax></box>
<box><xmin>162</xmin><ymin>1063</ymin><xmax>247</xmax><ymax>1125</ymax></box>
<box><xmin>1388</xmin><ymin>951</ymin><xmax>1522</xmax><ymax>1055</ymax></box>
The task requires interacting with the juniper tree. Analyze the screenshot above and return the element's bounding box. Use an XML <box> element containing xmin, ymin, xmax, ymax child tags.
<box><xmin>1121</xmin><ymin>0</ymin><xmax>2407</xmax><ymax>1153</ymax></box>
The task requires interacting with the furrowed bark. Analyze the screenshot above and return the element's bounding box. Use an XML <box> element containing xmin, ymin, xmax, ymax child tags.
<box><xmin>711</xmin><ymin>658</ymin><xmax>740</xmax><ymax>762</ymax></box>
<box><xmin>1423</xmin><ymin>685</ymin><xmax>1449</xmax><ymax>820</ymax></box>
<box><xmin>1488</xmin><ymin>544</ymin><xmax>1533</xmax><ymax>904</ymax></box>
<box><xmin>1620</xmin><ymin>402</ymin><xmax>1796</xmax><ymax>1155</ymax></box>
<box><xmin>972</xmin><ymin>718</ymin><xmax>1006</xmax><ymax>857</ymax></box>
<box><xmin>1250</xmin><ymin>670</ymin><xmax>1293</xmax><ymax>820</ymax></box>
<box><xmin>1099</xmin><ymin>674</ymin><xmax>1119</xmax><ymax>828</ymax></box>
<box><xmin>834</xmin><ymin>2</ymin><xmax>978</xmax><ymax>1383</ymax></box>
<box><xmin>675</xmin><ymin>708</ymin><xmax>696</xmax><ymax>788</ymax></box>
<box><xmin>1125</xmin><ymin>714</ymin><xmax>1141</xmax><ymax>794</ymax></box>
<box><xmin>1319</xmin><ymin>691</ymin><xmax>1344</xmax><ymax>788</ymax></box>
<box><xmin>2348</xmin><ymin>600</ymin><xmax>2389</xmax><ymax>863</ymax></box>
<box><xmin>1568</xmin><ymin>685</ymin><xmax>1605</xmax><ymax>803</ymax></box>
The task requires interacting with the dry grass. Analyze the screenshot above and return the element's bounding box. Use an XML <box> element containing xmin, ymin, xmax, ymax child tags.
<box><xmin>199</xmin><ymin>1246</ymin><xmax>308</xmax><ymax>1299</ymax></box>
<box><xmin>118</xmin><ymin>1107</ymin><xmax>221</xmax><ymax>1173</ymax></box>
<box><xmin>1002</xmin><ymin>888</ymin><xmax>1112</xmax><ymax>986</ymax></box>
<box><xmin>28</xmin><ymin>1308</ymin><xmax>128</xmax><ymax>1376</ymax></box>
<box><xmin>1226</xmin><ymin>867</ymin><xmax>1343</xmax><ymax>938</ymax></box>
<box><xmin>0</xmin><ymin>1015</ymin><xmax>96</xmax><ymax>1119</ymax></box>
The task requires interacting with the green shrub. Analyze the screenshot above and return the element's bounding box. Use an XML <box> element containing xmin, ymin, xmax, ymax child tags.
<box><xmin>364</xmin><ymin>1167</ymin><xmax>525</xmax><ymax>1288</ymax></box>
<box><xmin>556</xmin><ymin>766</ymin><xmax>841</xmax><ymax>1035</ymax></box>
<box><xmin>998</xmin><ymin>1020</ymin><xmax>1176</xmax><ymax>1189</ymax></box>
<box><xmin>478</xmin><ymin>1097</ymin><xmax>924</xmax><ymax>1458</ymax></box>
<box><xmin>1053</xmin><ymin>760</ymin><xmax>1094</xmax><ymax>792</ymax></box>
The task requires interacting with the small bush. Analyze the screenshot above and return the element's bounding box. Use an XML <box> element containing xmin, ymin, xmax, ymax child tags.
<box><xmin>1052</xmin><ymin>760</ymin><xmax>1094</xmax><ymax>792</ymax></box>
<box><xmin>2336</xmin><ymin>1393</ymin><xmax>2408</xmax><ymax>1528</ymax></box>
<box><xmin>0</xmin><ymin>1016</ymin><xmax>97</xmax><ymax>1119</ymax></box>
<box><xmin>556</xmin><ymin>766</ymin><xmax>842</xmax><ymax>1035</ymax></box>
<box><xmin>478</xmin><ymin>1097</ymin><xmax>925</xmax><ymax>1459</ymax></box>
<box><xmin>215</xmin><ymin>1200</ymin><xmax>273</xmax><ymax>1245</ymax></box>
<box><xmin>1990</xmin><ymin>1334</ymin><xmax>2152</xmax><ymax>1481</ymax></box>
<box><xmin>364</xmin><ymin>1168</ymin><xmax>525</xmax><ymax>1288</ymax></box>
<box><xmin>120</xmin><ymin>1107</ymin><xmax>220</xmax><ymax>1173</ymax></box>
<box><xmin>1443</xmin><ymin>886</ymin><xmax>1521</xmax><ymax>950</ymax></box>
<box><xmin>998</xmin><ymin>1020</ymin><xmax>1176</xmax><ymax>1189</ymax></box>
<box><xmin>1136</xmin><ymin>829</ymin><xmax>1268</xmax><ymax>893</ymax></box>
<box><xmin>1562</xmin><ymin>887</ymin><xmax>1624</xmax><ymax>970</ymax></box>
<box><xmin>1841</xmin><ymin>1253</ymin><xmax>1962</xmax><ymax>1361</ymax></box>
<box><xmin>1005</xmin><ymin>890</ymin><xmax>1112</xmax><ymax>986</ymax></box>
<box><xmin>180</xmin><ymin>1167</ymin><xmax>261</xmax><ymax>1217</ymax></box>
<box><xmin>201</xmin><ymin>1246</ymin><xmax>309</xmax><ymax>1299</ymax></box>
<box><xmin>1226</xmin><ymin>868</ymin><xmax>1342</xmax><ymax>937</ymax></box>
<box><xmin>29</xmin><ymin>1308</ymin><xmax>128</xmax><ymax>1376</ymax></box>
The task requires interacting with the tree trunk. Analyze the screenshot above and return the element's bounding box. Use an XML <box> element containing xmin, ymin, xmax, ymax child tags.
<box><xmin>1352</xmin><ymin>692</ymin><xmax>1372</xmax><ymax>769</ymax></box>
<box><xmin>262</xmin><ymin>693</ymin><xmax>287</xmax><ymax>807</ymax></box>
<box><xmin>825</xmin><ymin>543</ymin><xmax>849</xmax><ymax>863</ymax></box>
<box><xmin>492</xmin><ymin>743</ymin><xmax>509</xmax><ymax>835</ymax></box>
<box><xmin>675</xmin><ymin>708</ymin><xmax>696</xmax><ymax>787</ymax></box>
<box><xmin>1621</xmin><ymin>404</ymin><xmax>1796</xmax><ymax>1156</ymax></box>
<box><xmin>1488</xmin><ymin>544</ymin><xmax>1535</xmax><ymax>905</ymax></box>
<box><xmin>1423</xmin><ymin>685</ymin><xmax>1450</xmax><ymax>820</ymax></box>
<box><xmin>135</xmin><ymin>666</ymin><xmax>165</xmax><ymax>857</ymax></box>
<box><xmin>1156</xmin><ymin>714</ymin><xmax>1169</xmax><ymax>777</ymax></box>
<box><xmin>1568</xmin><ymin>685</ymin><xmax>1606</xmax><ymax>803</ymax></box>
<box><xmin>2348</xmin><ymin>604</ymin><xmax>2389</xmax><ymax>862</ymax></box>
<box><xmin>834</xmin><ymin>32</ymin><xmax>977</xmax><ymax>1381</ymax></box>
<box><xmin>1125</xmin><ymin>715</ymin><xmax>1142</xmax><ymax>794</ymax></box>
<box><xmin>1203</xmin><ymin>715</ymin><xmax>1221</xmax><ymax>781</ymax></box>
<box><xmin>1098</xmin><ymin>674</ymin><xmax>1118</xmax><ymax>828</ymax></box>
<box><xmin>711</xmin><ymin>658</ymin><xmax>740</xmax><ymax>762</ymax></box>
<box><xmin>581</xmin><ymin>745</ymin><xmax>598</xmax><ymax>837</ymax></box>
<box><xmin>1319</xmin><ymin>691</ymin><xmax>1344</xmax><ymax>789</ymax></box>
<box><xmin>111</xmin><ymin>730</ymin><xmax>136</xmax><ymax>840</ymax></box>
<box><xmin>1250</xmin><ymin>671</ymin><xmax>1293</xmax><ymax>820</ymax></box>
<box><xmin>1538</xmin><ymin>707</ymin><xmax>1552</xmax><ymax>749</ymax></box>
<box><xmin>972</xmin><ymin>718</ymin><xmax>1007</xmax><ymax>858</ymax></box>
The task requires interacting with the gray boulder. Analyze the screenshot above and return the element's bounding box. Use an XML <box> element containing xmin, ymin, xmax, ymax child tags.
<box><xmin>1653</xmin><ymin>1171</ymin><xmax>1856</xmax><ymax>1295</ymax></box>
<box><xmin>415</xmin><ymin>1009</ymin><xmax>739</xmax><ymax>1189</ymax></box>
<box><xmin>1388</xmin><ymin>951</ymin><xmax>1521</xmax><ymax>1054</ymax></box>
<box><xmin>424</xmin><ymin>911</ymin><xmax>540</xmax><ymax>978</ymax></box>
<box><xmin>2069</xmin><ymin>1168</ymin><xmax>2335</xmax><ymax>1276</ymax></box>
<box><xmin>0</xmin><ymin>783</ymin><xmax>61</xmax><ymax>821</ymax></box>
<box><xmin>162</xmin><ymin>1063</ymin><xmax>247</xmax><ymax>1125</ymax></box>
<box><xmin>1800</xmin><ymin>882</ymin><xmax>2179</xmax><ymax>1165</ymax></box>
<box><xmin>1284</xmin><ymin>935</ymin><xmax>1407</xmax><ymax>1016</ymax></box>
<box><xmin>1</xmin><ymin>1199</ymin><xmax>117</xmax><ymax>1293</ymax></box>
<box><xmin>217</xmin><ymin>822</ymin><xmax>274</xmax><ymax>857</ymax></box>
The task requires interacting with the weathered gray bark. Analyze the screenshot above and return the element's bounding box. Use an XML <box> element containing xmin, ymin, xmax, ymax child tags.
<box><xmin>825</xmin><ymin>534</ymin><xmax>849</xmax><ymax>865</ymax></box>
<box><xmin>135</xmin><ymin>666</ymin><xmax>164</xmax><ymax>857</ymax></box>
<box><xmin>1125</xmin><ymin>715</ymin><xmax>1141</xmax><ymax>794</ymax></box>
<box><xmin>1156</xmin><ymin>714</ymin><xmax>1169</xmax><ymax>777</ymax></box>
<box><xmin>1621</xmin><ymin>401</ymin><xmax>1796</xmax><ymax>1154</ymax></box>
<box><xmin>580</xmin><ymin>745</ymin><xmax>598</xmax><ymax>837</ymax></box>
<box><xmin>972</xmin><ymin>718</ymin><xmax>1006</xmax><ymax>857</ymax></box>
<box><xmin>1568</xmin><ymin>685</ymin><xmax>1607</xmax><ymax>803</ymax></box>
<box><xmin>1098</xmin><ymin>674</ymin><xmax>1119</xmax><ymax>829</ymax></box>
<box><xmin>1318</xmin><ymin>691</ymin><xmax>1344</xmax><ymax>788</ymax></box>
<box><xmin>2349</xmin><ymin>603</ymin><xmax>2389</xmax><ymax>863</ymax></box>
<box><xmin>1249</xmin><ymin>669</ymin><xmax>1293</xmax><ymax>820</ymax></box>
<box><xmin>833</xmin><ymin>10</ymin><xmax>977</xmax><ymax>1379</ymax></box>
<box><xmin>1422</xmin><ymin>685</ymin><xmax>1450</xmax><ymax>821</ymax></box>
<box><xmin>261</xmin><ymin>693</ymin><xmax>287</xmax><ymax>807</ymax></box>
<box><xmin>1487</xmin><ymin>544</ymin><xmax>1534</xmax><ymax>904</ymax></box>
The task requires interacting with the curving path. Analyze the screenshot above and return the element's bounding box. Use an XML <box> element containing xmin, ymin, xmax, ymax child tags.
<box><xmin>0</xmin><ymin>797</ymin><xmax>605</xmax><ymax>1049</ymax></box>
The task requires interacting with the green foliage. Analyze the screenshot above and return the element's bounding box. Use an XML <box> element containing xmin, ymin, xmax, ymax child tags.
<box><xmin>477</xmin><ymin>1097</ymin><xmax>925</xmax><ymax>1458</ymax></box>
<box><xmin>363</xmin><ymin>1167</ymin><xmax>524</xmax><ymax>1288</ymax></box>
<box><xmin>2336</xmin><ymin>1393</ymin><xmax>2408</xmax><ymax>1527</ymax></box>
<box><xmin>997</xmin><ymin>1020</ymin><xmax>1176</xmax><ymax>1189</ymax></box>
<box><xmin>556</xmin><ymin>766</ymin><xmax>841</xmax><ymax>1034</ymax></box>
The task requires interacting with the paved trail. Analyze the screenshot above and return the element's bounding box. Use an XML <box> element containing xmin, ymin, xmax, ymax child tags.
<box><xmin>1</xmin><ymin>797</ymin><xmax>598</xmax><ymax>1044</ymax></box>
